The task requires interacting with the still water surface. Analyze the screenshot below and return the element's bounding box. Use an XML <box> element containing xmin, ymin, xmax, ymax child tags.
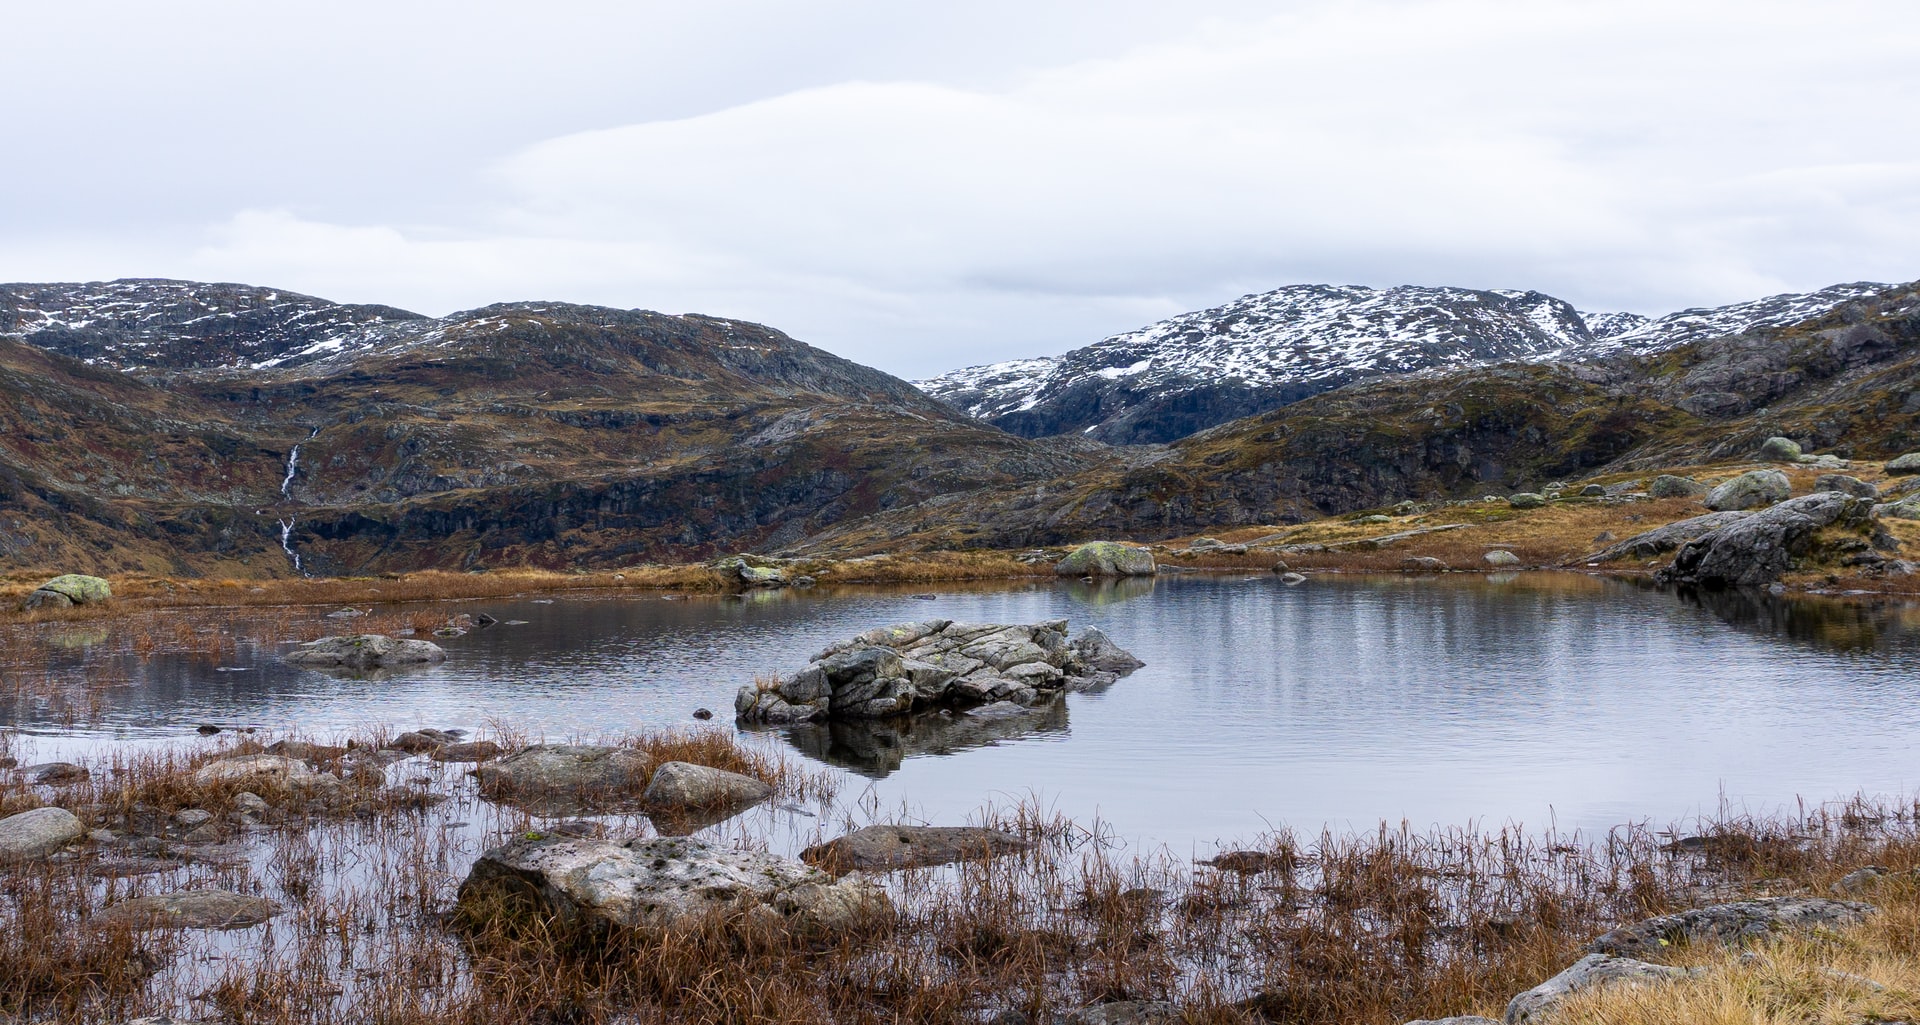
<box><xmin>7</xmin><ymin>573</ymin><xmax>1918</xmax><ymax>852</ymax></box>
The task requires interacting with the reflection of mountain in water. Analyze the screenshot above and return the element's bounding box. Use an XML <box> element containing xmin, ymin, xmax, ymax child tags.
<box><xmin>1675</xmin><ymin>586</ymin><xmax>1920</xmax><ymax>654</ymax></box>
<box><xmin>765</xmin><ymin>699</ymin><xmax>1071</xmax><ymax>778</ymax></box>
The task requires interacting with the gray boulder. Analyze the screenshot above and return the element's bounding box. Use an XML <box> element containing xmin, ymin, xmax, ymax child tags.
<box><xmin>1874</xmin><ymin>497</ymin><xmax>1920</xmax><ymax>521</ymax></box>
<box><xmin>1505</xmin><ymin>953</ymin><xmax>1690</xmax><ymax>1025</ymax></box>
<box><xmin>1589</xmin><ymin>896</ymin><xmax>1874</xmax><ymax>958</ymax></box>
<box><xmin>1886</xmin><ymin>452</ymin><xmax>1920</xmax><ymax>475</ymax></box>
<box><xmin>737</xmin><ymin>619</ymin><xmax>1139</xmax><ymax>723</ymax></box>
<box><xmin>1585</xmin><ymin>511</ymin><xmax>1750</xmax><ymax>563</ymax></box>
<box><xmin>1656</xmin><ymin>492</ymin><xmax>1871</xmax><ymax>588</ymax></box>
<box><xmin>0</xmin><ymin>806</ymin><xmax>85</xmax><ymax>860</ymax></box>
<box><xmin>1483</xmin><ymin>550</ymin><xmax>1521</xmax><ymax>567</ymax></box>
<box><xmin>1757</xmin><ymin>436</ymin><xmax>1803</xmax><ymax>462</ymax></box>
<box><xmin>1402</xmin><ymin>556</ymin><xmax>1447</xmax><ymax>572</ymax></box>
<box><xmin>285</xmin><ymin>634</ymin><xmax>446</xmax><ymax>670</ymax></box>
<box><xmin>474</xmin><ymin>744</ymin><xmax>652</xmax><ymax>813</ymax></box>
<box><xmin>1507</xmin><ymin>493</ymin><xmax>1547</xmax><ymax>509</ymax></box>
<box><xmin>1704</xmin><ymin>469</ymin><xmax>1792</xmax><ymax>511</ymax></box>
<box><xmin>24</xmin><ymin>761</ymin><xmax>90</xmax><ymax>785</ymax></box>
<box><xmin>1648</xmin><ymin>474</ymin><xmax>1709</xmax><ymax>499</ymax></box>
<box><xmin>1815</xmin><ymin>474</ymin><xmax>1879</xmax><ymax>499</ymax></box>
<box><xmin>96</xmin><ymin>890</ymin><xmax>281</xmax><ymax>930</ymax></box>
<box><xmin>801</xmin><ymin>824</ymin><xmax>1033</xmax><ymax>873</ymax></box>
<box><xmin>714</xmin><ymin>554</ymin><xmax>787</xmax><ymax>588</ymax></box>
<box><xmin>1055</xmin><ymin>542</ymin><xmax>1157</xmax><ymax>577</ymax></box>
<box><xmin>193</xmin><ymin>754</ymin><xmax>321</xmax><ymax>787</ymax></box>
<box><xmin>641</xmin><ymin>761</ymin><xmax>772</xmax><ymax>811</ymax></box>
<box><xmin>457</xmin><ymin>835</ymin><xmax>889</xmax><ymax>936</ymax></box>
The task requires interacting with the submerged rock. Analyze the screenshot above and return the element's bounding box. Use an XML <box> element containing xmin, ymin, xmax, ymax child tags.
<box><xmin>801</xmin><ymin>824</ymin><xmax>1033</xmax><ymax>873</ymax></box>
<box><xmin>1656</xmin><ymin>492</ymin><xmax>1872</xmax><ymax>589</ymax></box>
<box><xmin>1588</xmin><ymin>896</ymin><xmax>1874</xmax><ymax>958</ymax></box>
<box><xmin>24</xmin><ymin>761</ymin><xmax>90</xmax><ymax>785</ymax></box>
<box><xmin>1704</xmin><ymin>469</ymin><xmax>1791</xmax><ymax>511</ymax></box>
<box><xmin>97</xmin><ymin>889</ymin><xmax>282</xmax><ymax>930</ymax></box>
<box><xmin>1054</xmin><ymin>542</ymin><xmax>1157</xmax><ymax>577</ymax></box>
<box><xmin>285</xmin><ymin>634</ymin><xmax>446</xmax><ymax>670</ymax></box>
<box><xmin>735</xmin><ymin>619</ymin><xmax>1141</xmax><ymax>722</ymax></box>
<box><xmin>1504</xmin><ymin>953</ymin><xmax>1690</xmax><ymax>1025</ymax></box>
<box><xmin>457</xmin><ymin>835</ymin><xmax>889</xmax><ymax>936</ymax></box>
<box><xmin>0</xmin><ymin>806</ymin><xmax>85</xmax><ymax>860</ymax></box>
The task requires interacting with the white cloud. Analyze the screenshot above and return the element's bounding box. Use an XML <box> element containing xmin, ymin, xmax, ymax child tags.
<box><xmin>6</xmin><ymin>0</ymin><xmax>1918</xmax><ymax>378</ymax></box>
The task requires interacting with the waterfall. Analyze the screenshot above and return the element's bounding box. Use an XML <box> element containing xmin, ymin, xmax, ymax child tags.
<box><xmin>278</xmin><ymin>518</ymin><xmax>304</xmax><ymax>575</ymax></box>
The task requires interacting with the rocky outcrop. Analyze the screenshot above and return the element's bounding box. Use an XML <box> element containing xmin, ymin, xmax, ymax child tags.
<box><xmin>734</xmin><ymin>620</ymin><xmax>1141</xmax><ymax>723</ymax></box>
<box><xmin>19</xmin><ymin>573</ymin><xmax>111</xmax><ymax>610</ymax></box>
<box><xmin>1704</xmin><ymin>469</ymin><xmax>1791</xmax><ymax>511</ymax></box>
<box><xmin>0</xmin><ymin>806</ymin><xmax>85</xmax><ymax>860</ymax></box>
<box><xmin>1055</xmin><ymin>542</ymin><xmax>1156</xmax><ymax>577</ymax></box>
<box><xmin>801</xmin><ymin>824</ymin><xmax>1034</xmax><ymax>873</ymax></box>
<box><xmin>1656</xmin><ymin>492</ymin><xmax>1871</xmax><ymax>588</ymax></box>
<box><xmin>1814</xmin><ymin>473</ymin><xmax>1879</xmax><ymax>499</ymax></box>
<box><xmin>457</xmin><ymin>835</ymin><xmax>890</xmax><ymax>938</ymax></box>
<box><xmin>1504</xmin><ymin>953</ymin><xmax>1690</xmax><ymax>1025</ymax></box>
<box><xmin>284</xmin><ymin>634</ymin><xmax>446</xmax><ymax>670</ymax></box>
<box><xmin>96</xmin><ymin>890</ymin><xmax>282</xmax><ymax>930</ymax></box>
<box><xmin>1588</xmin><ymin>896</ymin><xmax>1873</xmax><ymax>958</ymax></box>
<box><xmin>1585</xmin><ymin>511</ymin><xmax>1750</xmax><ymax>563</ymax></box>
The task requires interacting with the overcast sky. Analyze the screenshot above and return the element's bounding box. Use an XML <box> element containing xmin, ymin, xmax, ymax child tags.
<box><xmin>3</xmin><ymin>1</ymin><xmax>1917</xmax><ymax>378</ymax></box>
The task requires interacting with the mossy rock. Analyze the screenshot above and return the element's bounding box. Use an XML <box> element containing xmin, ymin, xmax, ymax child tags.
<box><xmin>1055</xmin><ymin>542</ymin><xmax>1157</xmax><ymax>577</ymax></box>
<box><xmin>1648</xmin><ymin>474</ymin><xmax>1707</xmax><ymax>499</ymax></box>
<box><xmin>20</xmin><ymin>574</ymin><xmax>112</xmax><ymax>610</ymax></box>
<box><xmin>1705</xmin><ymin>469</ymin><xmax>1791</xmax><ymax>511</ymax></box>
<box><xmin>1886</xmin><ymin>452</ymin><xmax>1920</xmax><ymax>476</ymax></box>
<box><xmin>1507</xmin><ymin>493</ymin><xmax>1548</xmax><ymax>509</ymax></box>
<box><xmin>1757</xmin><ymin>436</ymin><xmax>1803</xmax><ymax>462</ymax></box>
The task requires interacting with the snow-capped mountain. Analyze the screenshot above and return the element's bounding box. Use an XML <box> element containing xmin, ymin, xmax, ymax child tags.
<box><xmin>917</xmin><ymin>280</ymin><xmax>1893</xmax><ymax>444</ymax></box>
<box><xmin>0</xmin><ymin>279</ymin><xmax>428</xmax><ymax>372</ymax></box>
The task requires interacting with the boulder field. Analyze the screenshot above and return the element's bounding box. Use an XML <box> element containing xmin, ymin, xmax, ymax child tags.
<box><xmin>735</xmin><ymin>619</ymin><xmax>1143</xmax><ymax>723</ymax></box>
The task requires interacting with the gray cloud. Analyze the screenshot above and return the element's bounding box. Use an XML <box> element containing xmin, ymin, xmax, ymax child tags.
<box><xmin>2</xmin><ymin>0</ymin><xmax>1916</xmax><ymax>378</ymax></box>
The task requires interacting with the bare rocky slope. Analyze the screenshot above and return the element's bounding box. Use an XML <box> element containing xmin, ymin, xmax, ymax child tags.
<box><xmin>917</xmin><ymin>281</ymin><xmax>1892</xmax><ymax>445</ymax></box>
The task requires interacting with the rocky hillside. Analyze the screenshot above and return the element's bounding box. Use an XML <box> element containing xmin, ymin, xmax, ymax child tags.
<box><xmin>0</xmin><ymin>280</ymin><xmax>1108</xmax><ymax>575</ymax></box>
<box><xmin>918</xmin><ymin>281</ymin><xmax>1892</xmax><ymax>444</ymax></box>
<box><xmin>809</xmin><ymin>281</ymin><xmax>1920</xmax><ymax>552</ymax></box>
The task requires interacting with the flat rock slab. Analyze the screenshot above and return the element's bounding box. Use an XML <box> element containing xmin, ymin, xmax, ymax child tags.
<box><xmin>801</xmin><ymin>824</ymin><xmax>1034</xmax><ymax>873</ymax></box>
<box><xmin>96</xmin><ymin>889</ymin><xmax>281</xmax><ymax>930</ymax></box>
<box><xmin>0</xmin><ymin>806</ymin><xmax>85</xmax><ymax>860</ymax></box>
<box><xmin>193</xmin><ymin>754</ymin><xmax>321</xmax><ymax>787</ymax></box>
<box><xmin>1505</xmin><ymin>953</ymin><xmax>1691</xmax><ymax>1025</ymax></box>
<box><xmin>458</xmin><ymin>835</ymin><xmax>889</xmax><ymax>936</ymax></box>
<box><xmin>1589</xmin><ymin>896</ymin><xmax>1874</xmax><ymax>958</ymax></box>
<box><xmin>1657</xmin><ymin>492</ymin><xmax>1872</xmax><ymax>589</ymax></box>
<box><xmin>1586</xmin><ymin>511</ymin><xmax>1750</xmax><ymax>563</ymax></box>
<box><xmin>473</xmin><ymin>744</ymin><xmax>651</xmax><ymax>814</ymax></box>
<box><xmin>285</xmin><ymin>634</ymin><xmax>446</xmax><ymax>670</ymax></box>
<box><xmin>429</xmin><ymin>740</ymin><xmax>503</xmax><ymax>762</ymax></box>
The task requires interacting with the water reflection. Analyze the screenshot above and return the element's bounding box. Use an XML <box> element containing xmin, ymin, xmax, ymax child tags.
<box><xmin>764</xmin><ymin>698</ymin><xmax>1071</xmax><ymax>779</ymax></box>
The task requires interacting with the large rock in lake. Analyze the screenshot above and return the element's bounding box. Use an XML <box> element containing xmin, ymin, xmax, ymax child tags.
<box><xmin>96</xmin><ymin>890</ymin><xmax>282</xmax><ymax>930</ymax></box>
<box><xmin>1703</xmin><ymin>469</ymin><xmax>1791</xmax><ymax>511</ymax></box>
<box><xmin>285</xmin><ymin>634</ymin><xmax>446</xmax><ymax>670</ymax></box>
<box><xmin>735</xmin><ymin>619</ymin><xmax>1142</xmax><ymax>723</ymax></box>
<box><xmin>1655</xmin><ymin>492</ymin><xmax>1871</xmax><ymax>589</ymax></box>
<box><xmin>457</xmin><ymin>835</ymin><xmax>889</xmax><ymax>937</ymax></box>
<box><xmin>20</xmin><ymin>574</ymin><xmax>112</xmax><ymax>610</ymax></box>
<box><xmin>0</xmin><ymin>806</ymin><xmax>85</xmax><ymax>860</ymax></box>
<box><xmin>1055</xmin><ymin>542</ymin><xmax>1157</xmax><ymax>577</ymax></box>
<box><xmin>800</xmin><ymin>824</ymin><xmax>1034</xmax><ymax>873</ymax></box>
<box><xmin>641</xmin><ymin>761</ymin><xmax>771</xmax><ymax>811</ymax></box>
<box><xmin>474</xmin><ymin>744</ymin><xmax>652</xmax><ymax>812</ymax></box>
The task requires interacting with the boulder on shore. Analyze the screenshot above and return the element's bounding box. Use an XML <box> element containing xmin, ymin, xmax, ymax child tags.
<box><xmin>1655</xmin><ymin>492</ymin><xmax>1871</xmax><ymax>589</ymax></box>
<box><xmin>457</xmin><ymin>835</ymin><xmax>890</xmax><ymax>937</ymax></box>
<box><xmin>20</xmin><ymin>574</ymin><xmax>112</xmax><ymax>610</ymax></box>
<box><xmin>1055</xmin><ymin>542</ymin><xmax>1157</xmax><ymax>577</ymax></box>
<box><xmin>800</xmin><ymin>824</ymin><xmax>1034</xmax><ymax>873</ymax></box>
<box><xmin>1585</xmin><ymin>511</ymin><xmax>1750</xmax><ymax>563</ymax></box>
<box><xmin>713</xmin><ymin>554</ymin><xmax>788</xmax><ymax>588</ymax></box>
<box><xmin>641</xmin><ymin>761</ymin><xmax>771</xmax><ymax>811</ymax></box>
<box><xmin>1704</xmin><ymin>469</ymin><xmax>1791</xmax><ymax>511</ymax></box>
<box><xmin>0</xmin><ymin>806</ymin><xmax>85</xmax><ymax>860</ymax></box>
<box><xmin>1589</xmin><ymin>896</ymin><xmax>1873</xmax><ymax>958</ymax></box>
<box><xmin>1504</xmin><ymin>953</ymin><xmax>1690</xmax><ymax>1025</ymax></box>
<box><xmin>735</xmin><ymin>619</ymin><xmax>1141</xmax><ymax>723</ymax></box>
<box><xmin>285</xmin><ymin>634</ymin><xmax>446</xmax><ymax>670</ymax></box>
